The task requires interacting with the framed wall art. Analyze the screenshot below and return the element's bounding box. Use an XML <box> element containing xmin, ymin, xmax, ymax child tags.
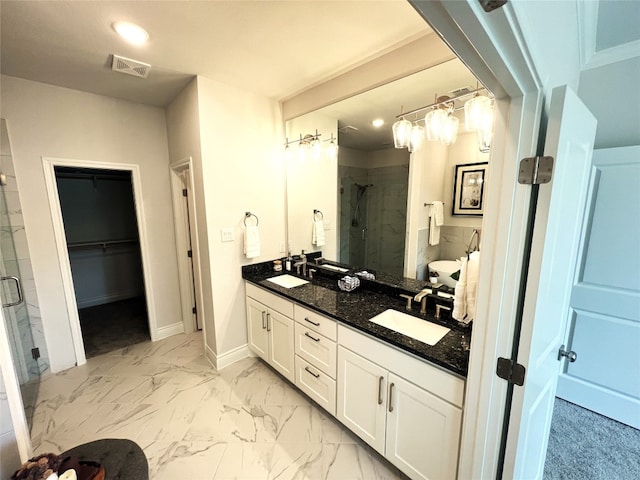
<box><xmin>452</xmin><ymin>162</ymin><xmax>488</xmax><ymax>216</ymax></box>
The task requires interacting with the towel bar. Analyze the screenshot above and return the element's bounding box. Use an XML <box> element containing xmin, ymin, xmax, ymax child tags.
<box><xmin>244</xmin><ymin>212</ymin><xmax>259</xmax><ymax>226</ymax></box>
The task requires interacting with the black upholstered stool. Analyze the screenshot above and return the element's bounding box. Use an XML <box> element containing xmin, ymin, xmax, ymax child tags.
<box><xmin>60</xmin><ymin>439</ymin><xmax>148</xmax><ymax>480</ymax></box>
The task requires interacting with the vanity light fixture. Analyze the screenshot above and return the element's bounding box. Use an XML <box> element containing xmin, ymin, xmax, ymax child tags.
<box><xmin>393</xmin><ymin>88</ymin><xmax>493</xmax><ymax>151</ymax></box>
<box><xmin>112</xmin><ymin>21</ymin><xmax>149</xmax><ymax>46</ymax></box>
<box><xmin>284</xmin><ymin>130</ymin><xmax>338</xmax><ymax>162</ymax></box>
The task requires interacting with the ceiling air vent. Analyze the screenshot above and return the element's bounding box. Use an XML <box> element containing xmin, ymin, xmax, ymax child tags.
<box><xmin>449</xmin><ymin>86</ymin><xmax>473</xmax><ymax>97</ymax></box>
<box><xmin>111</xmin><ymin>54</ymin><xmax>151</xmax><ymax>78</ymax></box>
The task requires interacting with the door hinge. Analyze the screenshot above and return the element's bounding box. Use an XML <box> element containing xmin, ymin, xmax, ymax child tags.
<box><xmin>182</xmin><ymin>188</ymin><xmax>187</xmax><ymax>197</ymax></box>
<box><xmin>31</xmin><ymin>347</ymin><xmax>40</xmax><ymax>361</ymax></box>
<box><xmin>518</xmin><ymin>156</ymin><xmax>554</xmax><ymax>185</ymax></box>
<box><xmin>496</xmin><ymin>357</ymin><xmax>526</xmax><ymax>386</ymax></box>
<box><xmin>187</xmin><ymin>250</ymin><xmax>192</xmax><ymax>258</ymax></box>
<box><xmin>192</xmin><ymin>306</ymin><xmax>197</xmax><ymax>315</ymax></box>
<box><xmin>478</xmin><ymin>0</ymin><xmax>508</xmax><ymax>13</ymax></box>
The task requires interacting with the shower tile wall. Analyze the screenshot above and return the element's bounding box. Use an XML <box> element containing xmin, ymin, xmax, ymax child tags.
<box><xmin>365</xmin><ymin>165</ymin><xmax>408</xmax><ymax>278</ymax></box>
<box><xmin>439</xmin><ymin>225</ymin><xmax>480</xmax><ymax>261</ymax></box>
<box><xmin>1</xmin><ymin>126</ymin><xmax>49</xmax><ymax>375</ymax></box>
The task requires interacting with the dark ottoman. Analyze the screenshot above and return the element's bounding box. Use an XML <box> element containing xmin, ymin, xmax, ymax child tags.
<box><xmin>59</xmin><ymin>439</ymin><xmax>148</xmax><ymax>480</ymax></box>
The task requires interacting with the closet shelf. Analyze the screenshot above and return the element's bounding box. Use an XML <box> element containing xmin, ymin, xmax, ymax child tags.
<box><xmin>67</xmin><ymin>238</ymin><xmax>139</xmax><ymax>250</ymax></box>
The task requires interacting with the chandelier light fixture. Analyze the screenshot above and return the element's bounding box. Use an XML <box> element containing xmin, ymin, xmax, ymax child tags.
<box><xmin>392</xmin><ymin>87</ymin><xmax>494</xmax><ymax>152</ymax></box>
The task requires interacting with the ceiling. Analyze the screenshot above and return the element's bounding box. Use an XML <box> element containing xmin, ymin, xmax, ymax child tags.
<box><xmin>0</xmin><ymin>0</ymin><xmax>432</xmax><ymax>107</ymax></box>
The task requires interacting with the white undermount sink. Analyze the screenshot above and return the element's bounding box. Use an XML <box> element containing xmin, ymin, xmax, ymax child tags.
<box><xmin>369</xmin><ymin>309</ymin><xmax>451</xmax><ymax>346</ymax></box>
<box><xmin>266</xmin><ymin>274</ymin><xmax>309</xmax><ymax>289</ymax></box>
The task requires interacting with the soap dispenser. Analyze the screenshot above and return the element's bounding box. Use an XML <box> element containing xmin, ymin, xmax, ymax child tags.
<box><xmin>285</xmin><ymin>251</ymin><xmax>292</xmax><ymax>271</ymax></box>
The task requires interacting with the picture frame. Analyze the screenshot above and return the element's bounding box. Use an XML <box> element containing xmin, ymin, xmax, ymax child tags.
<box><xmin>452</xmin><ymin>162</ymin><xmax>488</xmax><ymax>216</ymax></box>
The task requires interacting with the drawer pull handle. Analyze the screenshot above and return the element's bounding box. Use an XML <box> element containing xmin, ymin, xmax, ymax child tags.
<box><xmin>388</xmin><ymin>382</ymin><xmax>395</xmax><ymax>412</ymax></box>
<box><xmin>261</xmin><ymin>311</ymin><xmax>267</xmax><ymax>330</ymax></box>
<box><xmin>304</xmin><ymin>332</ymin><xmax>320</xmax><ymax>342</ymax></box>
<box><xmin>266</xmin><ymin>313</ymin><xmax>271</xmax><ymax>332</ymax></box>
<box><xmin>378</xmin><ymin>376</ymin><xmax>384</xmax><ymax>405</ymax></box>
<box><xmin>304</xmin><ymin>317</ymin><xmax>320</xmax><ymax>327</ymax></box>
<box><xmin>305</xmin><ymin>366</ymin><xmax>320</xmax><ymax>378</ymax></box>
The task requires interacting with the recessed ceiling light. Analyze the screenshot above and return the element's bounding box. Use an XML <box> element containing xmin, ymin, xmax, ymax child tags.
<box><xmin>372</xmin><ymin>118</ymin><xmax>385</xmax><ymax>128</ymax></box>
<box><xmin>113</xmin><ymin>21</ymin><xmax>149</xmax><ymax>46</ymax></box>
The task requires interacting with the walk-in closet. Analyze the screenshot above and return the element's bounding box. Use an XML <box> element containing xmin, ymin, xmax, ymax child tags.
<box><xmin>55</xmin><ymin>167</ymin><xmax>149</xmax><ymax>357</ymax></box>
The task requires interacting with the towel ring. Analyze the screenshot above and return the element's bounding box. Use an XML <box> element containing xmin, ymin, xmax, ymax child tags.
<box><xmin>313</xmin><ymin>209</ymin><xmax>323</xmax><ymax>222</ymax></box>
<box><xmin>244</xmin><ymin>212</ymin><xmax>259</xmax><ymax>226</ymax></box>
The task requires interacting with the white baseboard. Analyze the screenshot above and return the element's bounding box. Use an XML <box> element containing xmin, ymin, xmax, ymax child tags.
<box><xmin>205</xmin><ymin>343</ymin><xmax>250</xmax><ymax>371</ymax></box>
<box><xmin>76</xmin><ymin>291</ymin><xmax>143</xmax><ymax>309</ymax></box>
<box><xmin>153</xmin><ymin>322</ymin><xmax>184</xmax><ymax>341</ymax></box>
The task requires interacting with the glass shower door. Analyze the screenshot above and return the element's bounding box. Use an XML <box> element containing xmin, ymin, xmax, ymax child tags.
<box><xmin>1</xmin><ymin>119</ymin><xmax>40</xmax><ymax>429</ymax></box>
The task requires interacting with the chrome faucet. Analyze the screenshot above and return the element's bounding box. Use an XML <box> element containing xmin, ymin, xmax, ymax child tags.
<box><xmin>294</xmin><ymin>249</ymin><xmax>307</xmax><ymax>277</ymax></box>
<box><xmin>414</xmin><ymin>288</ymin><xmax>432</xmax><ymax>314</ymax></box>
<box><xmin>466</xmin><ymin>229</ymin><xmax>480</xmax><ymax>256</ymax></box>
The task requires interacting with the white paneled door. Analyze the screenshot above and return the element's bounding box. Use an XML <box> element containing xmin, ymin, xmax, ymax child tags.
<box><xmin>506</xmin><ymin>86</ymin><xmax>597</xmax><ymax>479</ymax></box>
<box><xmin>556</xmin><ymin>145</ymin><xmax>640</xmax><ymax>428</ymax></box>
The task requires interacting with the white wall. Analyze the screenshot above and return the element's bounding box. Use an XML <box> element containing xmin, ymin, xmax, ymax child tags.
<box><xmin>578</xmin><ymin>56</ymin><xmax>640</xmax><ymax>148</ymax></box>
<box><xmin>286</xmin><ymin>112</ymin><xmax>338</xmax><ymax>259</ymax></box>
<box><xmin>165</xmin><ymin>78</ymin><xmax>216</xmax><ymax>352</ymax></box>
<box><xmin>443</xmin><ymin>131</ymin><xmax>490</xmax><ymax>228</ymax></box>
<box><xmin>196</xmin><ymin>76</ymin><xmax>285</xmax><ymax>358</ymax></box>
<box><xmin>0</xmin><ymin>75</ymin><xmax>181</xmax><ymax>372</ymax></box>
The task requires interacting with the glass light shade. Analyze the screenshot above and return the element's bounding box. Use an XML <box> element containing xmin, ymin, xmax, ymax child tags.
<box><xmin>392</xmin><ymin>118</ymin><xmax>412</xmax><ymax>148</ymax></box>
<box><xmin>408</xmin><ymin>124</ymin><xmax>424</xmax><ymax>153</ymax></box>
<box><xmin>326</xmin><ymin>140</ymin><xmax>339</xmax><ymax>161</ymax></box>
<box><xmin>440</xmin><ymin>115</ymin><xmax>459</xmax><ymax>146</ymax></box>
<box><xmin>464</xmin><ymin>95</ymin><xmax>492</xmax><ymax>132</ymax></box>
<box><xmin>478</xmin><ymin>127</ymin><xmax>492</xmax><ymax>152</ymax></box>
<box><xmin>311</xmin><ymin>137</ymin><xmax>322</xmax><ymax>161</ymax></box>
<box><xmin>425</xmin><ymin>108</ymin><xmax>449</xmax><ymax>141</ymax></box>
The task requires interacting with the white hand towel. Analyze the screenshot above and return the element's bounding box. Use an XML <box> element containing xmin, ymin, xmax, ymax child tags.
<box><xmin>244</xmin><ymin>225</ymin><xmax>260</xmax><ymax>259</ymax></box>
<box><xmin>465</xmin><ymin>251</ymin><xmax>480</xmax><ymax>322</ymax></box>
<box><xmin>452</xmin><ymin>257</ymin><xmax>468</xmax><ymax>322</ymax></box>
<box><xmin>429</xmin><ymin>201</ymin><xmax>444</xmax><ymax>246</ymax></box>
<box><xmin>312</xmin><ymin>220</ymin><xmax>326</xmax><ymax>247</ymax></box>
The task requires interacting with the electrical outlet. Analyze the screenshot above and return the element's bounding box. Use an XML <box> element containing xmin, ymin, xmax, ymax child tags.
<box><xmin>220</xmin><ymin>228</ymin><xmax>234</xmax><ymax>242</ymax></box>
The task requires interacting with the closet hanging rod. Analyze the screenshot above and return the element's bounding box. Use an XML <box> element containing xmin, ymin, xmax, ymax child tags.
<box><xmin>67</xmin><ymin>238</ymin><xmax>139</xmax><ymax>249</ymax></box>
<box><xmin>55</xmin><ymin>172</ymin><xmax>131</xmax><ymax>181</ymax></box>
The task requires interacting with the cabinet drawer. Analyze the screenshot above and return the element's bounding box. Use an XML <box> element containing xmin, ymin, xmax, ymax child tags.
<box><xmin>295</xmin><ymin>355</ymin><xmax>336</xmax><ymax>416</ymax></box>
<box><xmin>294</xmin><ymin>323</ymin><xmax>337</xmax><ymax>378</ymax></box>
<box><xmin>246</xmin><ymin>282</ymin><xmax>294</xmax><ymax>318</ymax></box>
<box><xmin>294</xmin><ymin>304</ymin><xmax>337</xmax><ymax>341</ymax></box>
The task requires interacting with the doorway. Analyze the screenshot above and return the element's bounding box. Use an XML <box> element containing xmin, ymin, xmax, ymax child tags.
<box><xmin>53</xmin><ymin>166</ymin><xmax>150</xmax><ymax>357</ymax></box>
<box><xmin>170</xmin><ymin>159</ymin><xmax>202</xmax><ymax>333</ymax></box>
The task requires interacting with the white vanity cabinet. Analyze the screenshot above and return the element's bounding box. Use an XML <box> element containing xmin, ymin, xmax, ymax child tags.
<box><xmin>293</xmin><ymin>305</ymin><xmax>338</xmax><ymax>415</ymax></box>
<box><xmin>337</xmin><ymin>325</ymin><xmax>464</xmax><ymax>480</ymax></box>
<box><xmin>245</xmin><ymin>283</ymin><xmax>295</xmax><ymax>383</ymax></box>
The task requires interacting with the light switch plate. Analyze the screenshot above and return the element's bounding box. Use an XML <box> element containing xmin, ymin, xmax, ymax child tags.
<box><xmin>324</xmin><ymin>220</ymin><xmax>331</xmax><ymax>230</ymax></box>
<box><xmin>279</xmin><ymin>241</ymin><xmax>286</xmax><ymax>253</ymax></box>
<box><xmin>220</xmin><ymin>228</ymin><xmax>234</xmax><ymax>242</ymax></box>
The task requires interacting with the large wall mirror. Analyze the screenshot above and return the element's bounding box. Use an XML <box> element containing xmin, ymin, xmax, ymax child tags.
<box><xmin>285</xmin><ymin>58</ymin><xmax>491</xmax><ymax>280</ymax></box>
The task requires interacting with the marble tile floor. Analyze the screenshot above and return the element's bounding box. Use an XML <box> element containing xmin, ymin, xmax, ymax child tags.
<box><xmin>30</xmin><ymin>331</ymin><xmax>407</xmax><ymax>479</ymax></box>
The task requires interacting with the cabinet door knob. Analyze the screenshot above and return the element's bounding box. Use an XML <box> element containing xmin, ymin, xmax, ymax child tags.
<box><xmin>378</xmin><ymin>376</ymin><xmax>384</xmax><ymax>405</ymax></box>
<box><xmin>388</xmin><ymin>382</ymin><xmax>395</xmax><ymax>412</ymax></box>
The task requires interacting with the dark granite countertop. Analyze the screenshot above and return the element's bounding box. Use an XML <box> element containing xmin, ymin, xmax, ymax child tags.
<box><xmin>242</xmin><ymin>260</ymin><xmax>471</xmax><ymax>377</ymax></box>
